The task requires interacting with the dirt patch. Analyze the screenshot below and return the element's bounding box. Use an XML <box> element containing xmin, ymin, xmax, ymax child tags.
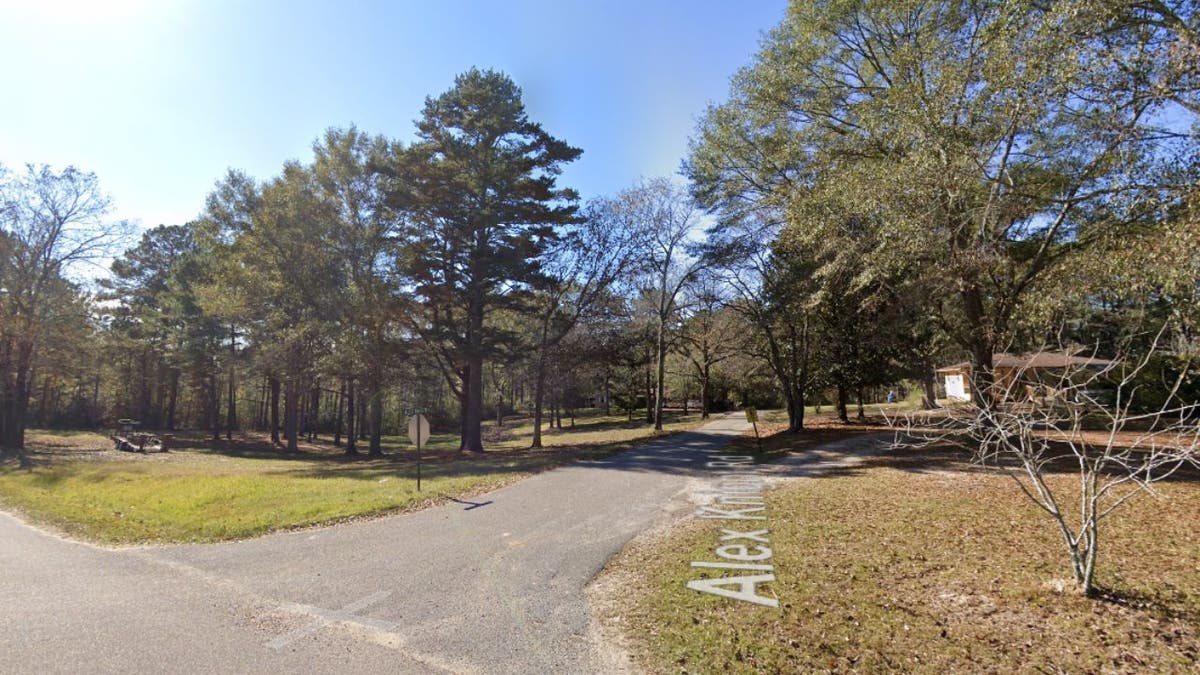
<box><xmin>587</xmin><ymin>502</ymin><xmax>712</xmax><ymax>675</ymax></box>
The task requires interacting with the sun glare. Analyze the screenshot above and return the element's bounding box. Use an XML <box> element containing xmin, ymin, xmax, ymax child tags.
<box><xmin>2</xmin><ymin>0</ymin><xmax>156</xmax><ymax>23</ymax></box>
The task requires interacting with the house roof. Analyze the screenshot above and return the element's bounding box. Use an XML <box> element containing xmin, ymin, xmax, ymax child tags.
<box><xmin>936</xmin><ymin>352</ymin><xmax>1113</xmax><ymax>373</ymax></box>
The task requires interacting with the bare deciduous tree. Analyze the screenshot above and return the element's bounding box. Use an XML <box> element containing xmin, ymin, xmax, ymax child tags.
<box><xmin>679</xmin><ymin>273</ymin><xmax>745</xmax><ymax>419</ymax></box>
<box><xmin>1</xmin><ymin>164</ymin><xmax>130</xmax><ymax>451</ymax></box>
<box><xmin>894</xmin><ymin>342</ymin><xmax>1200</xmax><ymax>595</ymax></box>
<box><xmin>529</xmin><ymin>198</ymin><xmax>636</xmax><ymax>448</ymax></box>
<box><xmin>618</xmin><ymin>178</ymin><xmax>705</xmax><ymax>431</ymax></box>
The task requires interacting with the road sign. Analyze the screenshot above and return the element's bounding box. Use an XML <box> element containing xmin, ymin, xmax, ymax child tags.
<box><xmin>408</xmin><ymin>414</ymin><xmax>430</xmax><ymax>492</ymax></box>
<box><xmin>408</xmin><ymin>414</ymin><xmax>430</xmax><ymax>447</ymax></box>
<box><xmin>745</xmin><ymin>407</ymin><xmax>762</xmax><ymax>452</ymax></box>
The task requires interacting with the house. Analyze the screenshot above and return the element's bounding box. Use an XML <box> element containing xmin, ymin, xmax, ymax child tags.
<box><xmin>936</xmin><ymin>352</ymin><xmax>1113</xmax><ymax>402</ymax></box>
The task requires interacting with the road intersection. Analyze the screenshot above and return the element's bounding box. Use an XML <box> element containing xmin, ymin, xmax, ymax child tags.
<box><xmin>1</xmin><ymin>414</ymin><xmax>751</xmax><ymax>674</ymax></box>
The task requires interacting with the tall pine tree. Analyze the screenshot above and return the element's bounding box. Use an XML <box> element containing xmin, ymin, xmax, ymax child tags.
<box><xmin>386</xmin><ymin>69</ymin><xmax>582</xmax><ymax>453</ymax></box>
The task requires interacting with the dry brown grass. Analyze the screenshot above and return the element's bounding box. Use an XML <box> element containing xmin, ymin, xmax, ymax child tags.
<box><xmin>599</xmin><ymin>422</ymin><xmax>1200</xmax><ymax>674</ymax></box>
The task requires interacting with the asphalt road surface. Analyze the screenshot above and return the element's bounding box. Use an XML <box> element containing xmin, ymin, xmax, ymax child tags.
<box><xmin>1</xmin><ymin>414</ymin><xmax>750</xmax><ymax>674</ymax></box>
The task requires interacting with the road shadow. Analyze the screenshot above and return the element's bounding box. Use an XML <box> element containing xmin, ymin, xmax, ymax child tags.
<box><xmin>16</xmin><ymin>414</ymin><xmax>1193</xmax><ymax>488</ymax></box>
<box><xmin>757</xmin><ymin>432</ymin><xmax>1200</xmax><ymax>484</ymax></box>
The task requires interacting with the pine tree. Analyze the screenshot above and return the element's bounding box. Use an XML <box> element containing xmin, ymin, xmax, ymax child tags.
<box><xmin>386</xmin><ymin>69</ymin><xmax>583</xmax><ymax>453</ymax></box>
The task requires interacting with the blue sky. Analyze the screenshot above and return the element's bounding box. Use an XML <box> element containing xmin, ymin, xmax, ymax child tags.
<box><xmin>0</xmin><ymin>0</ymin><xmax>787</xmax><ymax>230</ymax></box>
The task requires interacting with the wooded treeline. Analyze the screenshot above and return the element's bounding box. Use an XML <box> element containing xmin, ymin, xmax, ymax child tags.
<box><xmin>1</xmin><ymin>71</ymin><xmax>767</xmax><ymax>453</ymax></box>
<box><xmin>688</xmin><ymin>0</ymin><xmax>1199</xmax><ymax>429</ymax></box>
<box><xmin>3</xmin><ymin>2</ymin><xmax>1198</xmax><ymax>454</ymax></box>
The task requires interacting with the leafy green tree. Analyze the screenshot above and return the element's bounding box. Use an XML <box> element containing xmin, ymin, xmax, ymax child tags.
<box><xmin>27</xmin><ymin>292</ymin><xmax>98</xmax><ymax>429</ymax></box>
<box><xmin>312</xmin><ymin>126</ymin><xmax>400</xmax><ymax>456</ymax></box>
<box><xmin>195</xmin><ymin>171</ymin><xmax>262</xmax><ymax>441</ymax></box>
<box><xmin>385</xmin><ymin>68</ymin><xmax>583</xmax><ymax>453</ymax></box>
<box><xmin>203</xmin><ymin>165</ymin><xmax>343</xmax><ymax>452</ymax></box>
<box><xmin>690</xmin><ymin>0</ymin><xmax>1198</xmax><ymax>408</ymax></box>
<box><xmin>104</xmin><ymin>224</ymin><xmax>203</xmax><ymax>430</ymax></box>
<box><xmin>702</xmin><ymin>216</ymin><xmax>816</xmax><ymax>431</ymax></box>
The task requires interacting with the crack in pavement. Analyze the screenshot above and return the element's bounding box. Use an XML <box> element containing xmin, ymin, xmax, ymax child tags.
<box><xmin>267</xmin><ymin>590</ymin><xmax>394</xmax><ymax>649</ymax></box>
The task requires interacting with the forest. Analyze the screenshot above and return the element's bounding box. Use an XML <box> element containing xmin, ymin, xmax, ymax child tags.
<box><xmin>2</xmin><ymin>1</ymin><xmax>1197</xmax><ymax>456</ymax></box>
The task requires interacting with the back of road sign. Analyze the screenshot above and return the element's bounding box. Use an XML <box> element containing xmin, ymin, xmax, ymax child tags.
<box><xmin>408</xmin><ymin>414</ymin><xmax>430</xmax><ymax>447</ymax></box>
<box><xmin>744</xmin><ymin>407</ymin><xmax>758</xmax><ymax>424</ymax></box>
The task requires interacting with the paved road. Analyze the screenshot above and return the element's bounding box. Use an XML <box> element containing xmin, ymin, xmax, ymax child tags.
<box><xmin>1</xmin><ymin>414</ymin><xmax>750</xmax><ymax>674</ymax></box>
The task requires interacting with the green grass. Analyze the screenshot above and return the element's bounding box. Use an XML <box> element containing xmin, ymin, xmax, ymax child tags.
<box><xmin>0</xmin><ymin>410</ymin><xmax>705</xmax><ymax>544</ymax></box>
<box><xmin>0</xmin><ymin>457</ymin><xmax>527</xmax><ymax>543</ymax></box>
<box><xmin>603</xmin><ymin>435</ymin><xmax>1200</xmax><ymax>673</ymax></box>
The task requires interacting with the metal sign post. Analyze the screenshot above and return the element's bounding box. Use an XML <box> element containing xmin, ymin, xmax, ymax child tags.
<box><xmin>408</xmin><ymin>412</ymin><xmax>430</xmax><ymax>491</ymax></box>
<box><xmin>745</xmin><ymin>407</ymin><xmax>762</xmax><ymax>453</ymax></box>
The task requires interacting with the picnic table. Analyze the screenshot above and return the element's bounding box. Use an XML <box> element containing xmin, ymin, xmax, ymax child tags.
<box><xmin>110</xmin><ymin>419</ymin><xmax>174</xmax><ymax>453</ymax></box>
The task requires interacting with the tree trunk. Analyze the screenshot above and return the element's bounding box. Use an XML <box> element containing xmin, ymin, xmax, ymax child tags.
<box><xmin>299</xmin><ymin>386</ymin><xmax>308</xmax><ymax>442</ymax></box>
<box><xmin>284</xmin><ymin>377</ymin><xmax>300</xmax><ymax>452</ymax></box>
<box><xmin>35</xmin><ymin>372</ymin><xmax>48</xmax><ymax>420</ymax></box>
<box><xmin>531</xmin><ymin>351</ymin><xmax>547</xmax><ymax>448</ymax></box>
<box><xmin>856</xmin><ymin>385</ymin><xmax>866</xmax><ymax>421</ymax></box>
<box><xmin>454</xmin><ymin>367</ymin><xmax>468</xmax><ymax>451</ymax></box>
<box><xmin>256</xmin><ymin>378</ymin><xmax>267</xmax><ymax>429</ymax></box>
<box><xmin>1</xmin><ymin>343</ymin><xmax>34</xmax><ymax>451</ymax></box>
<box><xmin>91</xmin><ymin>373</ymin><xmax>101</xmax><ymax>428</ymax></box>
<box><xmin>2</xmin><ymin>380</ymin><xmax>27</xmax><ymax>450</ymax></box>
<box><xmin>368</xmin><ymin>384</ymin><xmax>383</xmax><ymax>457</ymax></box>
<box><xmin>269</xmin><ymin>376</ymin><xmax>281</xmax><ymax>445</ymax></box>
<box><xmin>334</xmin><ymin>380</ymin><xmax>345</xmax><ymax>447</ymax></box>
<box><xmin>836</xmin><ymin>383</ymin><xmax>849</xmax><ymax>423</ymax></box>
<box><xmin>138</xmin><ymin>348</ymin><xmax>151</xmax><ymax>426</ymax></box>
<box><xmin>654</xmin><ymin>319</ymin><xmax>667</xmax><ymax>431</ymax></box>
<box><xmin>780</xmin><ymin>380</ymin><xmax>800</xmax><ymax>433</ymax></box>
<box><xmin>462</xmin><ymin>285</ymin><xmax>487</xmax><ymax>453</ymax></box>
<box><xmin>37</xmin><ymin>377</ymin><xmax>50</xmax><ymax>425</ymax></box>
<box><xmin>345</xmin><ymin>378</ymin><xmax>357</xmax><ymax>455</ymax></box>
<box><xmin>627</xmin><ymin>369</ymin><xmax>635</xmax><ymax>421</ymax></box>
<box><xmin>645</xmin><ymin>368</ymin><xmax>654</xmax><ymax>424</ymax></box>
<box><xmin>464</xmin><ymin>351</ymin><xmax>484</xmax><ymax>452</ymax></box>
<box><xmin>700</xmin><ymin>363</ymin><xmax>711</xmax><ymax>419</ymax></box>
<box><xmin>153</xmin><ymin>364</ymin><xmax>168</xmax><ymax>429</ymax></box>
<box><xmin>1081</xmin><ymin>513</ymin><xmax>1099</xmax><ymax>595</ymax></box>
<box><xmin>226</xmin><ymin>324</ymin><xmax>237</xmax><ymax>440</ymax></box>
<box><xmin>921</xmin><ymin>371</ymin><xmax>940</xmax><ymax>410</ymax></box>
<box><xmin>226</xmin><ymin>371</ymin><xmax>236</xmax><ymax>440</ymax></box>
<box><xmin>209</xmin><ymin>374</ymin><xmax>221</xmax><ymax>442</ymax></box>
<box><xmin>166</xmin><ymin>369</ymin><xmax>179</xmax><ymax>431</ymax></box>
<box><xmin>791</xmin><ymin>384</ymin><xmax>806</xmax><ymax>431</ymax></box>
<box><xmin>603</xmin><ymin>371</ymin><xmax>611</xmax><ymax>416</ymax></box>
<box><xmin>962</xmin><ymin>285</ymin><xmax>997</xmax><ymax>409</ymax></box>
<box><xmin>309</xmin><ymin>382</ymin><xmax>320</xmax><ymax>441</ymax></box>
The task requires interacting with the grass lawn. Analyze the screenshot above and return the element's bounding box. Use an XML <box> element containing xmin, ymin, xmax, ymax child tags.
<box><xmin>0</xmin><ymin>410</ymin><xmax>704</xmax><ymax>545</ymax></box>
<box><xmin>602</xmin><ymin>418</ymin><xmax>1200</xmax><ymax>673</ymax></box>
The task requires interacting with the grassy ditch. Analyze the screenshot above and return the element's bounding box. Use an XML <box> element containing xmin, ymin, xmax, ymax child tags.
<box><xmin>603</xmin><ymin>424</ymin><xmax>1200</xmax><ymax>673</ymax></box>
<box><xmin>0</xmin><ymin>411</ymin><xmax>703</xmax><ymax>544</ymax></box>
